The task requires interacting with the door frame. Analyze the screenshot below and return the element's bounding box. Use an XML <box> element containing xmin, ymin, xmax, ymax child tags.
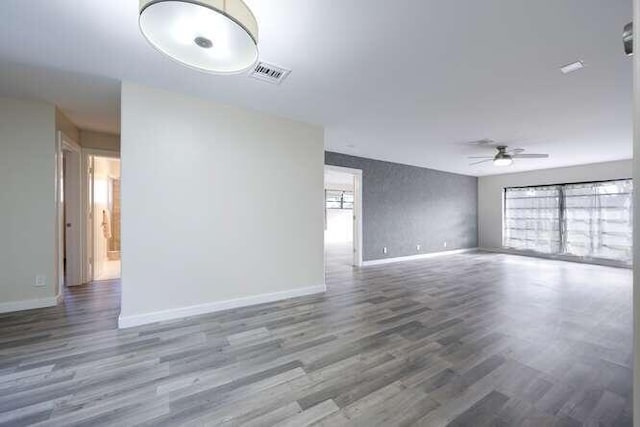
<box><xmin>324</xmin><ymin>165</ymin><xmax>363</xmax><ymax>267</ymax></box>
<box><xmin>82</xmin><ymin>149</ymin><xmax>120</xmax><ymax>282</ymax></box>
<box><xmin>55</xmin><ymin>131</ymin><xmax>82</xmax><ymax>297</ymax></box>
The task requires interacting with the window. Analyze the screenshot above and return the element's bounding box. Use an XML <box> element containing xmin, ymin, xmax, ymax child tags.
<box><xmin>342</xmin><ymin>192</ymin><xmax>354</xmax><ymax>210</ymax></box>
<box><xmin>504</xmin><ymin>185</ymin><xmax>561</xmax><ymax>254</ymax></box>
<box><xmin>326</xmin><ymin>190</ymin><xmax>354</xmax><ymax>210</ymax></box>
<box><xmin>503</xmin><ymin>179</ymin><xmax>632</xmax><ymax>263</ymax></box>
<box><xmin>564</xmin><ymin>180</ymin><xmax>633</xmax><ymax>262</ymax></box>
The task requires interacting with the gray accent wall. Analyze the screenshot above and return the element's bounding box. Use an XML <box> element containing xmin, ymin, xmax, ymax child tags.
<box><xmin>325</xmin><ymin>152</ymin><xmax>478</xmax><ymax>261</ymax></box>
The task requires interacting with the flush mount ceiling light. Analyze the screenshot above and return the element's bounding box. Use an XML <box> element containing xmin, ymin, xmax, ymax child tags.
<box><xmin>139</xmin><ymin>0</ymin><xmax>259</xmax><ymax>74</ymax></box>
<box><xmin>560</xmin><ymin>60</ymin><xmax>584</xmax><ymax>74</ymax></box>
<box><xmin>493</xmin><ymin>156</ymin><xmax>513</xmax><ymax>167</ymax></box>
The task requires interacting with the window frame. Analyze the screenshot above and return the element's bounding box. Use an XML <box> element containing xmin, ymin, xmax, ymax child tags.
<box><xmin>325</xmin><ymin>189</ymin><xmax>355</xmax><ymax>210</ymax></box>
<box><xmin>502</xmin><ymin>178</ymin><xmax>633</xmax><ymax>265</ymax></box>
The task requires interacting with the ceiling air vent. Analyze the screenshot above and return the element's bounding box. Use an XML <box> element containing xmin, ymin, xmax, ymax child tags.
<box><xmin>249</xmin><ymin>62</ymin><xmax>291</xmax><ymax>85</ymax></box>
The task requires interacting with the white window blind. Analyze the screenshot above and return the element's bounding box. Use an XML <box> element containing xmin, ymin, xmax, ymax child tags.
<box><xmin>564</xmin><ymin>180</ymin><xmax>633</xmax><ymax>262</ymax></box>
<box><xmin>325</xmin><ymin>190</ymin><xmax>354</xmax><ymax>210</ymax></box>
<box><xmin>503</xmin><ymin>179</ymin><xmax>633</xmax><ymax>263</ymax></box>
<box><xmin>504</xmin><ymin>186</ymin><xmax>561</xmax><ymax>254</ymax></box>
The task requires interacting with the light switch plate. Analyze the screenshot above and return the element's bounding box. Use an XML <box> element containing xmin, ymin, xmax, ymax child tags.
<box><xmin>35</xmin><ymin>275</ymin><xmax>46</xmax><ymax>287</ymax></box>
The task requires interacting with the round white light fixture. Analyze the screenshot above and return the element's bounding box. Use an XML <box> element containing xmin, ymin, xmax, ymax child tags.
<box><xmin>493</xmin><ymin>156</ymin><xmax>513</xmax><ymax>167</ymax></box>
<box><xmin>139</xmin><ymin>0</ymin><xmax>259</xmax><ymax>74</ymax></box>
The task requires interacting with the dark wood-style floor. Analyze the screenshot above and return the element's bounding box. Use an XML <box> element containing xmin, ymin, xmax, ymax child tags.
<box><xmin>0</xmin><ymin>250</ymin><xmax>632</xmax><ymax>426</ymax></box>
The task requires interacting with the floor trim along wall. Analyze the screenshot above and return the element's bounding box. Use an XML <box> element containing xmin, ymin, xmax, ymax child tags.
<box><xmin>480</xmin><ymin>247</ymin><xmax>631</xmax><ymax>269</ymax></box>
<box><xmin>361</xmin><ymin>248</ymin><xmax>478</xmax><ymax>266</ymax></box>
<box><xmin>0</xmin><ymin>296</ymin><xmax>59</xmax><ymax>314</ymax></box>
<box><xmin>118</xmin><ymin>284</ymin><xmax>327</xmax><ymax>329</ymax></box>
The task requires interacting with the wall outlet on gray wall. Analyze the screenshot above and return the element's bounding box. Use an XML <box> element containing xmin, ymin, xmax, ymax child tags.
<box><xmin>34</xmin><ymin>275</ymin><xmax>46</xmax><ymax>287</ymax></box>
<box><xmin>383</xmin><ymin>247</ymin><xmax>388</xmax><ymax>254</ymax></box>
<box><xmin>444</xmin><ymin>241</ymin><xmax>448</xmax><ymax>248</ymax></box>
<box><xmin>416</xmin><ymin>244</ymin><xmax>421</xmax><ymax>252</ymax></box>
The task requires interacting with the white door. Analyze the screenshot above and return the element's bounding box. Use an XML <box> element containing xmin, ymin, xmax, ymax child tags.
<box><xmin>86</xmin><ymin>156</ymin><xmax>94</xmax><ymax>281</ymax></box>
<box><xmin>90</xmin><ymin>155</ymin><xmax>105</xmax><ymax>281</ymax></box>
<box><xmin>352</xmin><ymin>174</ymin><xmax>363</xmax><ymax>267</ymax></box>
<box><xmin>63</xmin><ymin>148</ymin><xmax>83</xmax><ymax>287</ymax></box>
<box><xmin>56</xmin><ymin>131</ymin><xmax>83</xmax><ymax>295</ymax></box>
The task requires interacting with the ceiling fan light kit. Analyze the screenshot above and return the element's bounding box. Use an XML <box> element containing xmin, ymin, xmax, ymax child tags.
<box><xmin>492</xmin><ymin>146</ymin><xmax>513</xmax><ymax>167</ymax></box>
<box><xmin>139</xmin><ymin>0</ymin><xmax>259</xmax><ymax>74</ymax></box>
<box><xmin>493</xmin><ymin>156</ymin><xmax>513</xmax><ymax>167</ymax></box>
<box><xmin>468</xmin><ymin>144</ymin><xmax>549</xmax><ymax>167</ymax></box>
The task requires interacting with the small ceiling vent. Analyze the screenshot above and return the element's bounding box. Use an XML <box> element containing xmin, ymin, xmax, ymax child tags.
<box><xmin>249</xmin><ymin>62</ymin><xmax>291</xmax><ymax>84</ymax></box>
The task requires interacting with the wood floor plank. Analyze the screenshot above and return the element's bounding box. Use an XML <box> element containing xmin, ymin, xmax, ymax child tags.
<box><xmin>0</xmin><ymin>250</ymin><xmax>632</xmax><ymax>426</ymax></box>
<box><xmin>274</xmin><ymin>399</ymin><xmax>339</xmax><ymax>427</ymax></box>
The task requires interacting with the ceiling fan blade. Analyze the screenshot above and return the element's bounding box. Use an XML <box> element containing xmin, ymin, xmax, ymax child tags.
<box><xmin>466</xmin><ymin>139</ymin><xmax>496</xmax><ymax>146</ymax></box>
<box><xmin>507</xmin><ymin>148</ymin><xmax>525</xmax><ymax>154</ymax></box>
<box><xmin>512</xmin><ymin>154</ymin><xmax>549</xmax><ymax>159</ymax></box>
<box><xmin>467</xmin><ymin>156</ymin><xmax>494</xmax><ymax>159</ymax></box>
<box><xmin>469</xmin><ymin>159</ymin><xmax>494</xmax><ymax>166</ymax></box>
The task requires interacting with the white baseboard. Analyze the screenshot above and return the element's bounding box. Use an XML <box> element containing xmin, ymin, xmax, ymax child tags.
<box><xmin>0</xmin><ymin>296</ymin><xmax>59</xmax><ymax>314</ymax></box>
<box><xmin>118</xmin><ymin>284</ymin><xmax>327</xmax><ymax>329</ymax></box>
<box><xmin>362</xmin><ymin>248</ymin><xmax>478</xmax><ymax>267</ymax></box>
<box><xmin>478</xmin><ymin>247</ymin><xmax>631</xmax><ymax>269</ymax></box>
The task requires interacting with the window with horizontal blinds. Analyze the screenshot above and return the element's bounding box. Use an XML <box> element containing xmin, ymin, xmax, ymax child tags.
<box><xmin>504</xmin><ymin>185</ymin><xmax>562</xmax><ymax>254</ymax></box>
<box><xmin>503</xmin><ymin>179</ymin><xmax>633</xmax><ymax>263</ymax></box>
<box><xmin>564</xmin><ymin>180</ymin><xmax>633</xmax><ymax>262</ymax></box>
<box><xmin>325</xmin><ymin>190</ymin><xmax>353</xmax><ymax>210</ymax></box>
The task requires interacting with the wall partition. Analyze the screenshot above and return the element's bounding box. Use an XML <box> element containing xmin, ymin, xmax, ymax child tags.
<box><xmin>119</xmin><ymin>82</ymin><xmax>325</xmax><ymax>328</ymax></box>
<box><xmin>504</xmin><ymin>179</ymin><xmax>633</xmax><ymax>264</ymax></box>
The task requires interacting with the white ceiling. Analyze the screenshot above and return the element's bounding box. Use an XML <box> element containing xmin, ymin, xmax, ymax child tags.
<box><xmin>0</xmin><ymin>61</ymin><xmax>121</xmax><ymax>134</ymax></box>
<box><xmin>0</xmin><ymin>0</ymin><xmax>632</xmax><ymax>176</ymax></box>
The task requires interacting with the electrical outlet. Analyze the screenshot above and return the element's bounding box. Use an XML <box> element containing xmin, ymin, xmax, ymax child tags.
<box><xmin>444</xmin><ymin>241</ymin><xmax>448</xmax><ymax>248</ymax></box>
<box><xmin>383</xmin><ymin>247</ymin><xmax>388</xmax><ymax>254</ymax></box>
<box><xmin>34</xmin><ymin>275</ymin><xmax>46</xmax><ymax>287</ymax></box>
<box><xmin>416</xmin><ymin>244</ymin><xmax>421</xmax><ymax>252</ymax></box>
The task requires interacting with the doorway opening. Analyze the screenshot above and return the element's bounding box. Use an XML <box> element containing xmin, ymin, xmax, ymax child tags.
<box><xmin>324</xmin><ymin>165</ymin><xmax>363</xmax><ymax>270</ymax></box>
<box><xmin>89</xmin><ymin>156</ymin><xmax>121</xmax><ymax>281</ymax></box>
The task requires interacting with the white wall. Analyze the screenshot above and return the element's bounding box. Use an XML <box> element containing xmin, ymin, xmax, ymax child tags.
<box><xmin>0</xmin><ymin>97</ymin><xmax>57</xmax><ymax>311</ymax></box>
<box><xmin>632</xmin><ymin>0</ymin><xmax>640</xmax><ymax>420</ymax></box>
<box><xmin>478</xmin><ymin>160</ymin><xmax>633</xmax><ymax>249</ymax></box>
<box><xmin>80</xmin><ymin>130</ymin><xmax>120</xmax><ymax>152</ymax></box>
<box><xmin>56</xmin><ymin>108</ymin><xmax>80</xmax><ymax>143</ymax></box>
<box><xmin>119</xmin><ymin>83</ymin><xmax>325</xmax><ymax>327</ymax></box>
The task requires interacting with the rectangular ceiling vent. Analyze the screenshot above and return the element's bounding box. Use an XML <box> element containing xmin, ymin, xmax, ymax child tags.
<box><xmin>249</xmin><ymin>62</ymin><xmax>291</xmax><ymax>85</ymax></box>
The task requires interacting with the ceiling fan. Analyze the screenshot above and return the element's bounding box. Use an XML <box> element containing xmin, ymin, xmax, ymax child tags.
<box><xmin>468</xmin><ymin>145</ymin><xmax>549</xmax><ymax>167</ymax></box>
